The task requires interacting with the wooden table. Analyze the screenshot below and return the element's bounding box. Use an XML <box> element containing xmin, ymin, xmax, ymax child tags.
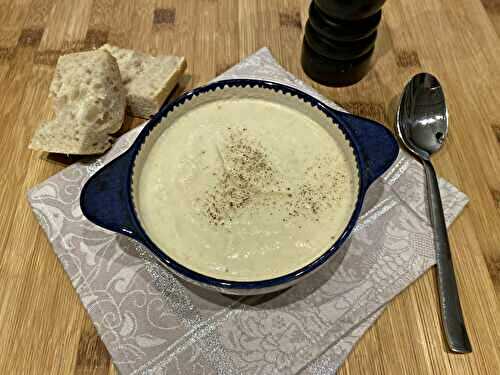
<box><xmin>1</xmin><ymin>0</ymin><xmax>500</xmax><ymax>373</ymax></box>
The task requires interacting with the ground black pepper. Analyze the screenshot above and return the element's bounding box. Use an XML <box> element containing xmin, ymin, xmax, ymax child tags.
<box><xmin>203</xmin><ymin>128</ymin><xmax>348</xmax><ymax>226</ymax></box>
<box><xmin>204</xmin><ymin>128</ymin><xmax>277</xmax><ymax>225</ymax></box>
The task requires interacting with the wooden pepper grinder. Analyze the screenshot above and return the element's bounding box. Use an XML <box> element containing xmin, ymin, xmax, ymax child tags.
<box><xmin>301</xmin><ymin>0</ymin><xmax>386</xmax><ymax>87</ymax></box>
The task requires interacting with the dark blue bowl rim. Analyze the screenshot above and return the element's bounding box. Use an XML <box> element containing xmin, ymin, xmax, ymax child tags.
<box><xmin>126</xmin><ymin>78</ymin><xmax>368</xmax><ymax>290</ymax></box>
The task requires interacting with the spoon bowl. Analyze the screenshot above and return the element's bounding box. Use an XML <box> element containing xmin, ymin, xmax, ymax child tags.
<box><xmin>397</xmin><ymin>73</ymin><xmax>448</xmax><ymax>159</ymax></box>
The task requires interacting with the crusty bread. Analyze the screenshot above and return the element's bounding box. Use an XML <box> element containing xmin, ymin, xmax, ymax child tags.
<box><xmin>100</xmin><ymin>44</ymin><xmax>186</xmax><ymax>118</ymax></box>
<box><xmin>29</xmin><ymin>49</ymin><xmax>126</xmax><ymax>154</ymax></box>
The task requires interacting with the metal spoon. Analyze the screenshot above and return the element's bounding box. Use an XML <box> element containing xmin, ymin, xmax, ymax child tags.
<box><xmin>396</xmin><ymin>73</ymin><xmax>472</xmax><ymax>353</ymax></box>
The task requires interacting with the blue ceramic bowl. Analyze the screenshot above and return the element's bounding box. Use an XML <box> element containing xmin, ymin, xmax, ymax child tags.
<box><xmin>80</xmin><ymin>79</ymin><xmax>399</xmax><ymax>295</ymax></box>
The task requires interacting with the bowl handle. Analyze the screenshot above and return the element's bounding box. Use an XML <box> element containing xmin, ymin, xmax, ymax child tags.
<box><xmin>332</xmin><ymin>110</ymin><xmax>399</xmax><ymax>188</ymax></box>
<box><xmin>80</xmin><ymin>150</ymin><xmax>145</xmax><ymax>242</ymax></box>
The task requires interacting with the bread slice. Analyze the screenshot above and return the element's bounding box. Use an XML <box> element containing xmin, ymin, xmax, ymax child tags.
<box><xmin>29</xmin><ymin>49</ymin><xmax>126</xmax><ymax>154</ymax></box>
<box><xmin>100</xmin><ymin>44</ymin><xmax>186</xmax><ymax>118</ymax></box>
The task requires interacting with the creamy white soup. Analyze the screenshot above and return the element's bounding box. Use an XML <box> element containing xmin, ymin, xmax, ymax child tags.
<box><xmin>137</xmin><ymin>98</ymin><xmax>358</xmax><ymax>281</ymax></box>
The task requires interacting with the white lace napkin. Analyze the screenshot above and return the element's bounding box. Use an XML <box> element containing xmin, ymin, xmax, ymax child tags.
<box><xmin>27</xmin><ymin>48</ymin><xmax>468</xmax><ymax>374</ymax></box>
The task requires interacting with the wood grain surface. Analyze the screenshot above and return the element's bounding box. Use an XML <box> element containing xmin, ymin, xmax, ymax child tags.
<box><xmin>1</xmin><ymin>0</ymin><xmax>499</xmax><ymax>374</ymax></box>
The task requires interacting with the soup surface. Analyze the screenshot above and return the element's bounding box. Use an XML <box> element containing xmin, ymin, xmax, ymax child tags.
<box><xmin>137</xmin><ymin>98</ymin><xmax>358</xmax><ymax>281</ymax></box>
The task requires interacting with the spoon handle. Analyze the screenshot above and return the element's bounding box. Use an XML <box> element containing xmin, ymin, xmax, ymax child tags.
<box><xmin>422</xmin><ymin>159</ymin><xmax>472</xmax><ymax>353</ymax></box>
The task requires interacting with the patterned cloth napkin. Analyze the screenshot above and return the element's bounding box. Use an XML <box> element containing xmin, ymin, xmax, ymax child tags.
<box><xmin>28</xmin><ymin>48</ymin><xmax>468</xmax><ymax>374</ymax></box>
